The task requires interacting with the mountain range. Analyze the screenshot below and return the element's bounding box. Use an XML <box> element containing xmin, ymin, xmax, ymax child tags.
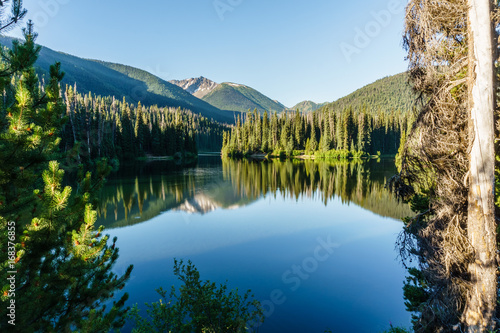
<box><xmin>169</xmin><ymin>77</ymin><xmax>218</xmax><ymax>99</ymax></box>
<box><xmin>0</xmin><ymin>35</ymin><xmax>414</xmax><ymax>121</ymax></box>
<box><xmin>170</xmin><ymin>77</ymin><xmax>287</xmax><ymax>114</ymax></box>
<box><xmin>0</xmin><ymin>36</ymin><xmax>237</xmax><ymax>123</ymax></box>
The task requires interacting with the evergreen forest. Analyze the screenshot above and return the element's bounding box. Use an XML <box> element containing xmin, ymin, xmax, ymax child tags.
<box><xmin>60</xmin><ymin>85</ymin><xmax>229</xmax><ymax>166</ymax></box>
<box><xmin>222</xmin><ymin>107</ymin><xmax>412</xmax><ymax>158</ymax></box>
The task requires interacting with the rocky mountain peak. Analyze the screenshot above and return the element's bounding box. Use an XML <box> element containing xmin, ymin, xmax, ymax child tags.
<box><xmin>169</xmin><ymin>76</ymin><xmax>219</xmax><ymax>99</ymax></box>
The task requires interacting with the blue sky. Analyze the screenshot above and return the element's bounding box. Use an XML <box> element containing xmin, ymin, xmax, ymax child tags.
<box><xmin>9</xmin><ymin>0</ymin><xmax>408</xmax><ymax>107</ymax></box>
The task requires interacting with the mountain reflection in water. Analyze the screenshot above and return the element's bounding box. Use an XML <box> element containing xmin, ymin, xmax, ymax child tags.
<box><xmin>96</xmin><ymin>157</ymin><xmax>412</xmax><ymax>228</ymax></box>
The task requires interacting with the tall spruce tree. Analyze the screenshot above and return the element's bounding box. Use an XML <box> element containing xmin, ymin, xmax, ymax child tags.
<box><xmin>0</xmin><ymin>7</ymin><xmax>133</xmax><ymax>332</ymax></box>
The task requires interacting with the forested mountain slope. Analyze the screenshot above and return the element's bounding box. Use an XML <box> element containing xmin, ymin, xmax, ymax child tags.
<box><xmin>0</xmin><ymin>36</ymin><xmax>236</xmax><ymax>123</ymax></box>
<box><xmin>324</xmin><ymin>72</ymin><xmax>416</xmax><ymax>113</ymax></box>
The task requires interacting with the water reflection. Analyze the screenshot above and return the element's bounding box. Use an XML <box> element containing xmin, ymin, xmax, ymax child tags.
<box><xmin>104</xmin><ymin>157</ymin><xmax>412</xmax><ymax>332</ymax></box>
<box><xmin>97</xmin><ymin>157</ymin><xmax>412</xmax><ymax>228</ymax></box>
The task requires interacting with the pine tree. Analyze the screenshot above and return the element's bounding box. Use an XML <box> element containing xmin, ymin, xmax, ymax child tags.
<box><xmin>280</xmin><ymin>116</ymin><xmax>291</xmax><ymax>151</ymax></box>
<box><xmin>328</xmin><ymin>110</ymin><xmax>336</xmax><ymax>149</ymax></box>
<box><xmin>309</xmin><ymin>123</ymin><xmax>318</xmax><ymax>153</ymax></box>
<box><xmin>134</xmin><ymin>101</ymin><xmax>144</xmax><ymax>155</ymax></box>
<box><xmin>261</xmin><ymin>111</ymin><xmax>270</xmax><ymax>153</ymax></box>
<box><xmin>253</xmin><ymin>108</ymin><xmax>262</xmax><ymax>150</ymax></box>
<box><xmin>320</xmin><ymin>114</ymin><xmax>331</xmax><ymax>152</ymax></box>
<box><xmin>335</xmin><ymin>111</ymin><xmax>345</xmax><ymax>150</ymax></box>
<box><xmin>357</xmin><ymin>105</ymin><xmax>370</xmax><ymax>153</ymax></box>
<box><xmin>294</xmin><ymin>110</ymin><xmax>304</xmax><ymax>150</ymax></box>
<box><xmin>270</xmin><ymin>112</ymin><xmax>278</xmax><ymax>148</ymax></box>
<box><xmin>342</xmin><ymin>107</ymin><xmax>355</xmax><ymax>150</ymax></box>
<box><xmin>0</xmin><ymin>14</ymin><xmax>133</xmax><ymax>331</ymax></box>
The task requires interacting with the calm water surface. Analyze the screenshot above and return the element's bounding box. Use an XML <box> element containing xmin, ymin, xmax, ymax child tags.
<box><xmin>98</xmin><ymin>157</ymin><xmax>412</xmax><ymax>333</ymax></box>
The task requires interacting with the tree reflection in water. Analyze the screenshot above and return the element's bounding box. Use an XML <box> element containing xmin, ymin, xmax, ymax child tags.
<box><xmin>96</xmin><ymin>157</ymin><xmax>412</xmax><ymax>229</ymax></box>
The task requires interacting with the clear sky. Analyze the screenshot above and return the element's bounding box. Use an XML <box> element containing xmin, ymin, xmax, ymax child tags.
<box><xmin>8</xmin><ymin>0</ymin><xmax>409</xmax><ymax>108</ymax></box>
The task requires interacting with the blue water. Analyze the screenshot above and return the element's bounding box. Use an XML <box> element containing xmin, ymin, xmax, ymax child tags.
<box><xmin>102</xmin><ymin>158</ymin><xmax>411</xmax><ymax>332</ymax></box>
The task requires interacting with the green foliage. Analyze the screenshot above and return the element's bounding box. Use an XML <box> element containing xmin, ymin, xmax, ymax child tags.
<box><xmin>403</xmin><ymin>268</ymin><xmax>429</xmax><ymax>313</ymax></box>
<box><xmin>314</xmin><ymin>149</ymin><xmax>351</xmax><ymax>159</ymax></box>
<box><xmin>129</xmin><ymin>260</ymin><xmax>264</xmax><ymax>333</ymax></box>
<box><xmin>0</xmin><ymin>15</ymin><xmax>132</xmax><ymax>331</ymax></box>
<box><xmin>1</xmin><ymin>161</ymin><xmax>133</xmax><ymax>331</ymax></box>
<box><xmin>402</xmin><ymin>268</ymin><xmax>431</xmax><ymax>333</ymax></box>
<box><xmin>408</xmin><ymin>195</ymin><xmax>430</xmax><ymax>215</ymax></box>
<box><xmin>0</xmin><ymin>29</ymin><xmax>63</xmax><ymax>221</ymax></box>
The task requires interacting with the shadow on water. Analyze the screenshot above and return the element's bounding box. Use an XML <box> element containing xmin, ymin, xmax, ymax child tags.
<box><xmin>97</xmin><ymin>157</ymin><xmax>412</xmax><ymax>229</ymax></box>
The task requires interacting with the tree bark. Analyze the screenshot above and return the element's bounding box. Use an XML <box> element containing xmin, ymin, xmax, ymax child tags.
<box><xmin>465</xmin><ymin>0</ymin><xmax>497</xmax><ymax>331</ymax></box>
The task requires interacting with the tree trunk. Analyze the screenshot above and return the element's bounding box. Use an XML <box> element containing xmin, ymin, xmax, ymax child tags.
<box><xmin>465</xmin><ymin>0</ymin><xmax>497</xmax><ymax>331</ymax></box>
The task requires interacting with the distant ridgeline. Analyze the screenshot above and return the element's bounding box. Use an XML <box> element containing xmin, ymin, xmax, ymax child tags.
<box><xmin>221</xmin><ymin>105</ymin><xmax>413</xmax><ymax>158</ymax></box>
<box><xmin>60</xmin><ymin>85</ymin><xmax>229</xmax><ymax>165</ymax></box>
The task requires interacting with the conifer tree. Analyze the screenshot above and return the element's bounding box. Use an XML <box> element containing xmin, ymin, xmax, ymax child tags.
<box><xmin>309</xmin><ymin>123</ymin><xmax>318</xmax><ymax>152</ymax></box>
<box><xmin>134</xmin><ymin>101</ymin><xmax>144</xmax><ymax>155</ymax></box>
<box><xmin>342</xmin><ymin>107</ymin><xmax>355</xmax><ymax>150</ymax></box>
<box><xmin>320</xmin><ymin>115</ymin><xmax>331</xmax><ymax>152</ymax></box>
<box><xmin>261</xmin><ymin>111</ymin><xmax>270</xmax><ymax>152</ymax></box>
<box><xmin>0</xmin><ymin>10</ymin><xmax>133</xmax><ymax>331</ymax></box>
<box><xmin>294</xmin><ymin>110</ymin><xmax>304</xmax><ymax>150</ymax></box>
<box><xmin>253</xmin><ymin>108</ymin><xmax>262</xmax><ymax>150</ymax></box>
<box><xmin>357</xmin><ymin>106</ymin><xmax>369</xmax><ymax>153</ymax></box>
<box><xmin>280</xmin><ymin>116</ymin><xmax>291</xmax><ymax>151</ymax></box>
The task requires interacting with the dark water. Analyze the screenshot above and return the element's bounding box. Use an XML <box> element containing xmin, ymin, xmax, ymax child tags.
<box><xmin>98</xmin><ymin>157</ymin><xmax>412</xmax><ymax>333</ymax></box>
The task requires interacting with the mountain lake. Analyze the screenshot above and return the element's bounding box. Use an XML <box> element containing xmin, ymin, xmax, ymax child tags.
<box><xmin>97</xmin><ymin>156</ymin><xmax>413</xmax><ymax>333</ymax></box>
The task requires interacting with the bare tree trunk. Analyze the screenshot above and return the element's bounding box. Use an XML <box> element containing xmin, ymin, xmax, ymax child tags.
<box><xmin>465</xmin><ymin>0</ymin><xmax>497</xmax><ymax>331</ymax></box>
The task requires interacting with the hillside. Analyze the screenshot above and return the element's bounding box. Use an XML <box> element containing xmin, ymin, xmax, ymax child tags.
<box><xmin>291</xmin><ymin>100</ymin><xmax>328</xmax><ymax>113</ymax></box>
<box><xmin>201</xmin><ymin>82</ymin><xmax>287</xmax><ymax>114</ymax></box>
<box><xmin>0</xmin><ymin>36</ymin><xmax>236</xmax><ymax>123</ymax></box>
<box><xmin>323</xmin><ymin>72</ymin><xmax>416</xmax><ymax>113</ymax></box>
